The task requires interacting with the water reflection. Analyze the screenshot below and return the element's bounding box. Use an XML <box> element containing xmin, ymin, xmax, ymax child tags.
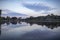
<box><xmin>1</xmin><ymin>21</ymin><xmax>60</xmax><ymax>29</ymax></box>
<box><xmin>0</xmin><ymin>21</ymin><xmax>60</xmax><ymax>40</ymax></box>
<box><xmin>26</xmin><ymin>22</ymin><xmax>60</xmax><ymax>29</ymax></box>
<box><xmin>0</xmin><ymin>24</ymin><xmax>1</xmax><ymax>35</ymax></box>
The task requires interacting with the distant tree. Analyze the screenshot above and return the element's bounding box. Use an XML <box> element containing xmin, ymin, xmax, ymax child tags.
<box><xmin>11</xmin><ymin>17</ymin><xmax>17</xmax><ymax>20</ymax></box>
<box><xmin>0</xmin><ymin>10</ymin><xmax>1</xmax><ymax>22</ymax></box>
<box><xmin>0</xmin><ymin>10</ymin><xmax>1</xmax><ymax>17</ymax></box>
<box><xmin>6</xmin><ymin>16</ymin><xmax>10</xmax><ymax>21</ymax></box>
<box><xmin>30</xmin><ymin>16</ymin><xmax>33</xmax><ymax>18</ymax></box>
<box><xmin>50</xmin><ymin>14</ymin><xmax>54</xmax><ymax>16</ymax></box>
<box><xmin>47</xmin><ymin>14</ymin><xmax>50</xmax><ymax>16</ymax></box>
<box><xmin>1</xmin><ymin>17</ymin><xmax>6</xmax><ymax>20</ymax></box>
<box><xmin>29</xmin><ymin>16</ymin><xmax>34</xmax><ymax>20</ymax></box>
<box><xmin>18</xmin><ymin>17</ymin><xmax>21</xmax><ymax>20</ymax></box>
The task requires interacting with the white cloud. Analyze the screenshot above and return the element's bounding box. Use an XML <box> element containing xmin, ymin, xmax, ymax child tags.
<box><xmin>48</xmin><ymin>9</ymin><xmax>60</xmax><ymax>15</ymax></box>
<box><xmin>2</xmin><ymin>10</ymin><xmax>8</xmax><ymax>14</ymax></box>
<box><xmin>0</xmin><ymin>0</ymin><xmax>60</xmax><ymax>17</ymax></box>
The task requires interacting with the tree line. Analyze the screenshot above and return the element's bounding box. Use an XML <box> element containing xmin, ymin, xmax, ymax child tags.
<box><xmin>0</xmin><ymin>10</ymin><xmax>60</xmax><ymax>23</ymax></box>
<box><xmin>22</xmin><ymin>14</ymin><xmax>60</xmax><ymax>22</ymax></box>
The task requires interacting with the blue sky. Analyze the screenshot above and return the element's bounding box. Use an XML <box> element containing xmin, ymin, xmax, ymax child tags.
<box><xmin>0</xmin><ymin>0</ymin><xmax>60</xmax><ymax>17</ymax></box>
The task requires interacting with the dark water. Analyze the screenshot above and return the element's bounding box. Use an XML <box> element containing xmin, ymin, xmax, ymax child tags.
<box><xmin>0</xmin><ymin>22</ymin><xmax>60</xmax><ymax>40</ymax></box>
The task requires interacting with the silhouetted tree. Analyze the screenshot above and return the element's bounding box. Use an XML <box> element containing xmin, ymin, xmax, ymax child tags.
<box><xmin>1</xmin><ymin>17</ymin><xmax>6</xmax><ymax>20</ymax></box>
<box><xmin>0</xmin><ymin>10</ymin><xmax>1</xmax><ymax>24</ymax></box>
<box><xmin>11</xmin><ymin>17</ymin><xmax>17</xmax><ymax>21</ymax></box>
<box><xmin>30</xmin><ymin>16</ymin><xmax>33</xmax><ymax>19</ymax></box>
<box><xmin>18</xmin><ymin>17</ymin><xmax>21</xmax><ymax>21</ymax></box>
<box><xmin>0</xmin><ymin>10</ymin><xmax>1</xmax><ymax>17</ymax></box>
<box><xmin>6</xmin><ymin>16</ymin><xmax>10</xmax><ymax>22</ymax></box>
<box><xmin>0</xmin><ymin>10</ymin><xmax>1</xmax><ymax>35</ymax></box>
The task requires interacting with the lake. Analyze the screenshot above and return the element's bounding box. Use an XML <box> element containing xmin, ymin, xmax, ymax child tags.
<box><xmin>0</xmin><ymin>22</ymin><xmax>60</xmax><ymax>40</ymax></box>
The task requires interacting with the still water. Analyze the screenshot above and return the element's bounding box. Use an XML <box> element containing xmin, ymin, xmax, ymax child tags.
<box><xmin>0</xmin><ymin>22</ymin><xmax>60</xmax><ymax>40</ymax></box>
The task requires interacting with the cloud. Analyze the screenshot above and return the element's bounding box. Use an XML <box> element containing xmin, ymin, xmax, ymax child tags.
<box><xmin>49</xmin><ymin>9</ymin><xmax>60</xmax><ymax>15</ymax></box>
<box><xmin>1</xmin><ymin>9</ymin><xmax>29</xmax><ymax>18</ymax></box>
<box><xmin>22</xmin><ymin>1</ymin><xmax>55</xmax><ymax>12</ymax></box>
<box><xmin>0</xmin><ymin>0</ymin><xmax>60</xmax><ymax>17</ymax></box>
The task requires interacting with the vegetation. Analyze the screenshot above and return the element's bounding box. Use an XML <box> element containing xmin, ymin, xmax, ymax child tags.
<box><xmin>0</xmin><ymin>10</ymin><xmax>60</xmax><ymax>29</ymax></box>
<box><xmin>0</xmin><ymin>14</ymin><xmax>60</xmax><ymax>23</ymax></box>
<box><xmin>0</xmin><ymin>10</ymin><xmax>60</xmax><ymax>24</ymax></box>
<box><xmin>0</xmin><ymin>10</ymin><xmax>2</xmax><ymax>24</ymax></box>
<box><xmin>22</xmin><ymin>14</ymin><xmax>60</xmax><ymax>23</ymax></box>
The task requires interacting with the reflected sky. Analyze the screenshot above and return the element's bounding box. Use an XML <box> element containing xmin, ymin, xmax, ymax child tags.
<box><xmin>0</xmin><ymin>22</ymin><xmax>60</xmax><ymax>40</ymax></box>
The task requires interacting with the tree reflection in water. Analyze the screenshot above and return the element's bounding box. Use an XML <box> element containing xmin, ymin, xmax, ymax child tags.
<box><xmin>0</xmin><ymin>21</ymin><xmax>60</xmax><ymax>40</ymax></box>
<box><xmin>26</xmin><ymin>22</ymin><xmax>60</xmax><ymax>29</ymax></box>
<box><xmin>0</xmin><ymin>24</ymin><xmax>1</xmax><ymax>35</ymax></box>
<box><xmin>0</xmin><ymin>21</ymin><xmax>60</xmax><ymax>36</ymax></box>
<box><xmin>1</xmin><ymin>21</ymin><xmax>60</xmax><ymax>29</ymax></box>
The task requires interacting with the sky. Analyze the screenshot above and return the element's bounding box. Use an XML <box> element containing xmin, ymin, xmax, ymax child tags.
<box><xmin>0</xmin><ymin>0</ymin><xmax>60</xmax><ymax>17</ymax></box>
